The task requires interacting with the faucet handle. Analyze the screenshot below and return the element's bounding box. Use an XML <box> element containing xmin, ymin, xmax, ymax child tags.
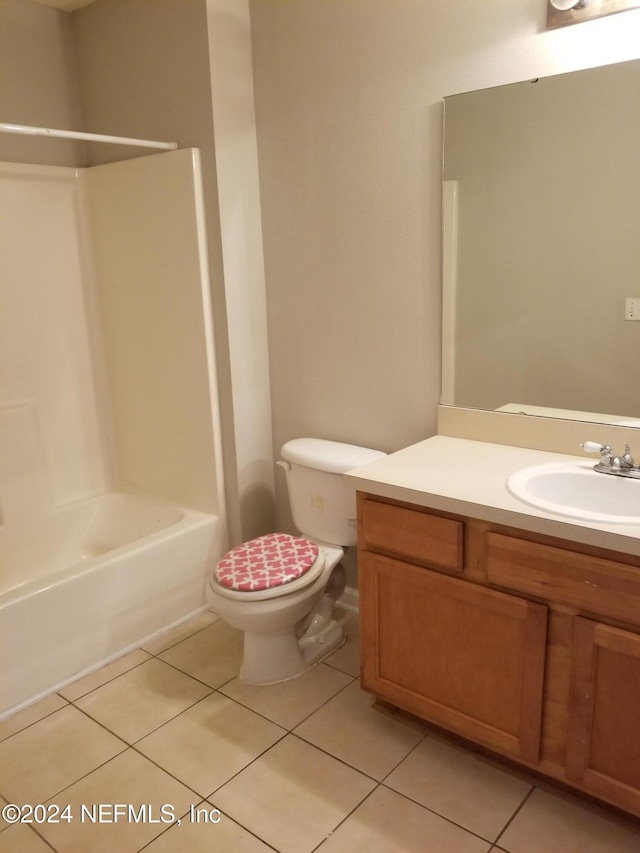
<box><xmin>581</xmin><ymin>441</ymin><xmax>612</xmax><ymax>465</ymax></box>
<box><xmin>622</xmin><ymin>445</ymin><xmax>635</xmax><ymax>467</ymax></box>
<box><xmin>581</xmin><ymin>441</ymin><xmax>607</xmax><ymax>454</ymax></box>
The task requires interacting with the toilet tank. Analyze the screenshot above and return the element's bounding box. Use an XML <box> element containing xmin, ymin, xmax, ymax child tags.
<box><xmin>279</xmin><ymin>438</ymin><xmax>387</xmax><ymax>546</ymax></box>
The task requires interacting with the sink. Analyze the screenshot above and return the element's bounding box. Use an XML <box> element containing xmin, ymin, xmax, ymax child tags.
<box><xmin>507</xmin><ymin>461</ymin><xmax>640</xmax><ymax>525</ymax></box>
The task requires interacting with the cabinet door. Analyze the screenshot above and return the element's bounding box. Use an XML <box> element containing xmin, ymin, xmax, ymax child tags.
<box><xmin>360</xmin><ymin>552</ymin><xmax>547</xmax><ymax>763</ymax></box>
<box><xmin>566</xmin><ymin>618</ymin><xmax>640</xmax><ymax>814</ymax></box>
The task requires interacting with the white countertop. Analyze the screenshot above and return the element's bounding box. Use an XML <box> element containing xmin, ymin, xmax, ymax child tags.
<box><xmin>345</xmin><ymin>435</ymin><xmax>640</xmax><ymax>558</ymax></box>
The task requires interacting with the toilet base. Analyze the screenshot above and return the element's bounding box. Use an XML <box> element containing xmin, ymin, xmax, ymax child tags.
<box><xmin>240</xmin><ymin>618</ymin><xmax>345</xmax><ymax>685</ymax></box>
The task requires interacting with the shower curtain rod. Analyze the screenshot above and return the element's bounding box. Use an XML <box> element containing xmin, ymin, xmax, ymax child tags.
<box><xmin>0</xmin><ymin>122</ymin><xmax>178</xmax><ymax>151</ymax></box>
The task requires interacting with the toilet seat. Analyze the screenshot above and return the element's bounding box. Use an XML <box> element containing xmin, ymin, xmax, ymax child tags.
<box><xmin>213</xmin><ymin>533</ymin><xmax>325</xmax><ymax>602</ymax></box>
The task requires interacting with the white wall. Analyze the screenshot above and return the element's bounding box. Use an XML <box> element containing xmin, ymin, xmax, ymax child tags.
<box><xmin>250</xmin><ymin>0</ymin><xmax>640</xmax><ymax>532</ymax></box>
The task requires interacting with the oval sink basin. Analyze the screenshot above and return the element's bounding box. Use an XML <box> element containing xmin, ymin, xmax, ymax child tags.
<box><xmin>507</xmin><ymin>462</ymin><xmax>640</xmax><ymax>525</ymax></box>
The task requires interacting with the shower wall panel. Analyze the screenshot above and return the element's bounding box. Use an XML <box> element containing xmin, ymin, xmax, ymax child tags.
<box><xmin>0</xmin><ymin>163</ymin><xmax>110</xmax><ymax>540</ymax></box>
<box><xmin>1</xmin><ymin>151</ymin><xmax>225</xmax><ymax>595</ymax></box>
<box><xmin>83</xmin><ymin>149</ymin><xmax>224</xmax><ymax>515</ymax></box>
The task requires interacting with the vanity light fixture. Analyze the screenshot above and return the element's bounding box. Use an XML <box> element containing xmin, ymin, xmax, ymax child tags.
<box><xmin>547</xmin><ymin>0</ymin><xmax>640</xmax><ymax>28</ymax></box>
<box><xmin>549</xmin><ymin>0</ymin><xmax>589</xmax><ymax>8</ymax></box>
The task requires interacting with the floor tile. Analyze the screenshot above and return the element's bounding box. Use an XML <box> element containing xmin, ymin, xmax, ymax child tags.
<box><xmin>0</xmin><ymin>693</ymin><xmax>68</xmax><ymax>742</ymax></box>
<box><xmin>159</xmin><ymin>621</ymin><xmax>243</xmax><ymax>688</ymax></box>
<box><xmin>0</xmin><ymin>705</ymin><xmax>125</xmax><ymax>804</ymax></box>
<box><xmin>0</xmin><ymin>824</ymin><xmax>55</xmax><ymax>853</ymax></box>
<box><xmin>141</xmin><ymin>610</ymin><xmax>220</xmax><ymax>656</ymax></box>
<box><xmin>220</xmin><ymin>662</ymin><xmax>352</xmax><ymax>730</ymax></box>
<box><xmin>59</xmin><ymin>648</ymin><xmax>151</xmax><ymax>701</ymax></box>
<box><xmin>75</xmin><ymin>657</ymin><xmax>211</xmax><ymax>743</ymax></box>
<box><xmin>294</xmin><ymin>680</ymin><xmax>423</xmax><ymax>779</ymax></box>
<box><xmin>324</xmin><ymin>606</ymin><xmax>361</xmax><ymax>677</ymax></box>
<box><xmin>498</xmin><ymin>787</ymin><xmax>640</xmax><ymax>853</ymax></box>
<box><xmin>136</xmin><ymin>692</ymin><xmax>285</xmax><ymax>797</ymax></box>
<box><xmin>317</xmin><ymin>785</ymin><xmax>492</xmax><ymax>853</ymax></box>
<box><xmin>37</xmin><ymin>749</ymin><xmax>195</xmax><ymax>853</ymax></box>
<box><xmin>214</xmin><ymin>734</ymin><xmax>376</xmax><ymax>853</ymax></box>
<box><xmin>144</xmin><ymin>802</ymin><xmax>273</xmax><ymax>852</ymax></box>
<box><xmin>385</xmin><ymin>736</ymin><xmax>532</xmax><ymax>842</ymax></box>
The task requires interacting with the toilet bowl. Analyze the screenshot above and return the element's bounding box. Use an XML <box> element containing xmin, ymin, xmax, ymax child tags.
<box><xmin>207</xmin><ymin>537</ymin><xmax>346</xmax><ymax>683</ymax></box>
<box><xmin>206</xmin><ymin>438</ymin><xmax>386</xmax><ymax>685</ymax></box>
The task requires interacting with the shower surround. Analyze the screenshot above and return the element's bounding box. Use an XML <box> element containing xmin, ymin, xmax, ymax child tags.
<box><xmin>0</xmin><ymin>149</ymin><xmax>227</xmax><ymax>716</ymax></box>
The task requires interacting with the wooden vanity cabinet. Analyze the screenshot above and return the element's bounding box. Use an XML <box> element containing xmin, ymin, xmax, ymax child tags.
<box><xmin>360</xmin><ymin>550</ymin><xmax>547</xmax><ymax>762</ymax></box>
<box><xmin>566</xmin><ymin>618</ymin><xmax>640</xmax><ymax>815</ymax></box>
<box><xmin>357</xmin><ymin>492</ymin><xmax>640</xmax><ymax>818</ymax></box>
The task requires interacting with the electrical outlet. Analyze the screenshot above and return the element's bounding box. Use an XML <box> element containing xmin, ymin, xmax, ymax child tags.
<box><xmin>625</xmin><ymin>298</ymin><xmax>640</xmax><ymax>321</ymax></box>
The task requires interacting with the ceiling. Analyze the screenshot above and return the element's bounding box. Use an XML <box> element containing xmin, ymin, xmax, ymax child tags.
<box><xmin>29</xmin><ymin>0</ymin><xmax>97</xmax><ymax>11</ymax></box>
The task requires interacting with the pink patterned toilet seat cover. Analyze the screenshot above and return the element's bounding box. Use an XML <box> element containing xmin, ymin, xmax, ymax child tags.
<box><xmin>214</xmin><ymin>533</ymin><xmax>320</xmax><ymax>592</ymax></box>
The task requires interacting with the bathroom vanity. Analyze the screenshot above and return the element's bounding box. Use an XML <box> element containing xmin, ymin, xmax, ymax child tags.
<box><xmin>346</xmin><ymin>435</ymin><xmax>640</xmax><ymax>819</ymax></box>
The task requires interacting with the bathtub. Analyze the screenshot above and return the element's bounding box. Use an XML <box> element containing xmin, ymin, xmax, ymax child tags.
<box><xmin>0</xmin><ymin>492</ymin><xmax>226</xmax><ymax>717</ymax></box>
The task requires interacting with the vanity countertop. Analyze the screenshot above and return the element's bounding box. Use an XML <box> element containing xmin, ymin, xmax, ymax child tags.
<box><xmin>345</xmin><ymin>435</ymin><xmax>640</xmax><ymax>558</ymax></box>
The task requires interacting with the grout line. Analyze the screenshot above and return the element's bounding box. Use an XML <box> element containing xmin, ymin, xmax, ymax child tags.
<box><xmin>21</xmin><ymin>824</ymin><xmax>59</xmax><ymax>852</ymax></box>
<box><xmin>216</xmin><ymin>664</ymin><xmax>356</xmax><ymax>730</ymax></box>
<box><xmin>142</xmin><ymin>617</ymin><xmax>221</xmax><ymax>658</ymax></box>
<box><xmin>203</xmin><ymin>733</ymin><xmax>288</xmax><ymax>801</ymax></box>
<box><xmin>492</xmin><ymin>784</ymin><xmax>535</xmax><ymax>847</ymax></box>
<box><xmin>138</xmin><ymin>655</ymin><xmax>224</xmax><ymax>694</ymax></box>
<box><xmin>377</xmin><ymin>780</ymin><xmax>498</xmax><ymax>847</ymax></box>
<box><xmin>0</xmin><ymin>698</ymin><xmax>70</xmax><ymax>745</ymax></box>
<box><xmin>308</xmin><ymin>783</ymin><xmax>382</xmax><ymax>853</ymax></box>
<box><xmin>133</xmin><ymin>799</ymin><xmax>210</xmax><ymax>852</ymax></box>
<box><xmin>69</xmin><ymin>688</ymin><xmax>213</xmax><ymax>750</ymax></box>
<box><xmin>59</xmin><ymin>653</ymin><xmax>152</xmax><ymax>704</ymax></box>
<box><xmin>287</xmin><ymin>672</ymin><xmax>356</xmax><ymax>730</ymax></box>
<box><xmin>128</xmin><ymin>709</ymin><xmax>288</xmax><ymax>802</ymax></box>
<box><xmin>285</xmin><ymin>730</ymin><xmax>381</xmax><ymax>784</ymax></box>
<box><xmin>202</xmin><ymin>802</ymin><xmax>281</xmax><ymax>853</ymax></box>
<box><xmin>0</xmin><ymin>704</ymin><xmax>130</xmax><ymax>807</ymax></box>
<box><xmin>378</xmin><ymin>734</ymin><xmax>426</xmax><ymax>786</ymax></box>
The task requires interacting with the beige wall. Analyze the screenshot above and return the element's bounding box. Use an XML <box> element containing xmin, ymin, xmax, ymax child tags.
<box><xmin>5</xmin><ymin>0</ymin><xmax>640</xmax><ymax>546</ymax></box>
<box><xmin>250</xmin><ymin>0</ymin><xmax>640</xmax><ymax>532</ymax></box>
<box><xmin>207</xmin><ymin>0</ymin><xmax>274</xmax><ymax>541</ymax></box>
<box><xmin>0</xmin><ymin>0</ymin><xmax>85</xmax><ymax>166</ymax></box>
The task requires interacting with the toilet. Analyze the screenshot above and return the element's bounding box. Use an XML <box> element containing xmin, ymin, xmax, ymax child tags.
<box><xmin>206</xmin><ymin>438</ymin><xmax>386</xmax><ymax>684</ymax></box>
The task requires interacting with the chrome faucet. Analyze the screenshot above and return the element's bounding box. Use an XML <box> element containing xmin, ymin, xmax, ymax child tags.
<box><xmin>581</xmin><ymin>441</ymin><xmax>640</xmax><ymax>479</ymax></box>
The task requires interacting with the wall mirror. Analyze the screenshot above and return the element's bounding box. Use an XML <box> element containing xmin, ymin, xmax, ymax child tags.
<box><xmin>441</xmin><ymin>59</ymin><xmax>640</xmax><ymax>427</ymax></box>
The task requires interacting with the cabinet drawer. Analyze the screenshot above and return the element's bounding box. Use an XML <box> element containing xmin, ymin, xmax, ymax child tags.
<box><xmin>359</xmin><ymin>497</ymin><xmax>463</xmax><ymax>572</ymax></box>
<box><xmin>486</xmin><ymin>533</ymin><xmax>640</xmax><ymax>625</ymax></box>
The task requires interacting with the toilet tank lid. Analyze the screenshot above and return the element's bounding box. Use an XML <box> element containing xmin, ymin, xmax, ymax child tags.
<box><xmin>281</xmin><ymin>438</ymin><xmax>387</xmax><ymax>474</ymax></box>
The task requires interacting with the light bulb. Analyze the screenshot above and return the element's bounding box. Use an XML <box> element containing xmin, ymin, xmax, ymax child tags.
<box><xmin>549</xmin><ymin>0</ymin><xmax>590</xmax><ymax>10</ymax></box>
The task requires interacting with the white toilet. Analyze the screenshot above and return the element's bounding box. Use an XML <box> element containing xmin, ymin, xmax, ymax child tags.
<box><xmin>206</xmin><ymin>438</ymin><xmax>386</xmax><ymax>684</ymax></box>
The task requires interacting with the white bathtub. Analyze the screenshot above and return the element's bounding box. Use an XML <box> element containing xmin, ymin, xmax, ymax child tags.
<box><xmin>0</xmin><ymin>492</ymin><xmax>225</xmax><ymax>717</ymax></box>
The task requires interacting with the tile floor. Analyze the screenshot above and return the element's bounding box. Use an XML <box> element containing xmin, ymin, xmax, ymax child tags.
<box><xmin>1</xmin><ymin>607</ymin><xmax>639</xmax><ymax>853</ymax></box>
